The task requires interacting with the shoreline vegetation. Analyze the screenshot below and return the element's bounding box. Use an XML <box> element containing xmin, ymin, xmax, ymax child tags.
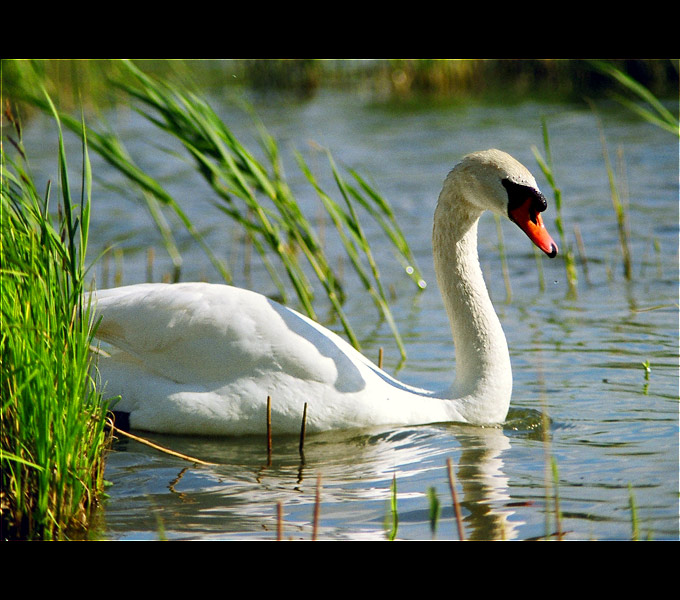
<box><xmin>1</xmin><ymin>59</ymin><xmax>677</xmax><ymax>540</ymax></box>
<box><xmin>3</xmin><ymin>59</ymin><xmax>678</xmax><ymax>112</ymax></box>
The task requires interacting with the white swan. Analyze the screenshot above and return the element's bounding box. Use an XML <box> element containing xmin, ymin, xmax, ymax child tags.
<box><xmin>93</xmin><ymin>149</ymin><xmax>557</xmax><ymax>436</ymax></box>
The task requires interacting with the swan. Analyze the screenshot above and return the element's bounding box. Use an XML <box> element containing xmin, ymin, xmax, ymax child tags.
<box><xmin>93</xmin><ymin>149</ymin><xmax>558</xmax><ymax>436</ymax></box>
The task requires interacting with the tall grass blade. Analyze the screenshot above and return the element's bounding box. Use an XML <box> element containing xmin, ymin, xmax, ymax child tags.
<box><xmin>427</xmin><ymin>486</ymin><xmax>441</xmax><ymax>538</ymax></box>
<box><xmin>550</xmin><ymin>457</ymin><xmax>563</xmax><ymax>540</ymax></box>
<box><xmin>590</xmin><ymin>60</ymin><xmax>679</xmax><ymax>137</ymax></box>
<box><xmin>320</xmin><ymin>150</ymin><xmax>408</xmax><ymax>358</ymax></box>
<box><xmin>344</xmin><ymin>167</ymin><xmax>426</xmax><ymax>290</ymax></box>
<box><xmin>628</xmin><ymin>483</ymin><xmax>640</xmax><ymax>541</ymax></box>
<box><xmin>589</xmin><ymin>105</ymin><xmax>633</xmax><ymax>280</ymax></box>
<box><xmin>17</xmin><ymin>59</ymin><xmax>422</xmax><ymax>357</ymax></box>
<box><xmin>386</xmin><ymin>474</ymin><xmax>399</xmax><ymax>541</ymax></box>
<box><xmin>18</xmin><ymin>94</ymin><xmax>228</xmax><ymax>284</ymax></box>
<box><xmin>114</xmin><ymin>60</ymin><xmax>416</xmax><ymax>355</ymax></box>
<box><xmin>1</xmin><ymin>98</ymin><xmax>109</xmax><ymax>540</ymax></box>
<box><xmin>532</xmin><ymin>119</ymin><xmax>578</xmax><ymax>298</ymax></box>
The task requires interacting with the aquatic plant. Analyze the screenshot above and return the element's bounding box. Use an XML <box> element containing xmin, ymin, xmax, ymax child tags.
<box><xmin>386</xmin><ymin>474</ymin><xmax>399</xmax><ymax>540</ymax></box>
<box><xmin>1</xmin><ymin>99</ymin><xmax>109</xmax><ymax>540</ymax></box>
<box><xmin>15</xmin><ymin>59</ymin><xmax>422</xmax><ymax>359</ymax></box>
<box><xmin>596</xmin><ymin>116</ymin><xmax>633</xmax><ymax>281</ymax></box>
<box><xmin>641</xmin><ymin>360</ymin><xmax>651</xmax><ymax>381</ymax></box>
<box><xmin>590</xmin><ymin>59</ymin><xmax>679</xmax><ymax>137</ymax></box>
<box><xmin>532</xmin><ymin>119</ymin><xmax>578</xmax><ymax>297</ymax></box>
<box><xmin>628</xmin><ymin>484</ymin><xmax>640</xmax><ymax>541</ymax></box>
<box><xmin>427</xmin><ymin>486</ymin><xmax>441</xmax><ymax>538</ymax></box>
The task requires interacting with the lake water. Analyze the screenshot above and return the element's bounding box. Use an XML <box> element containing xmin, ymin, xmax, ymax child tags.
<box><xmin>21</xmin><ymin>86</ymin><xmax>679</xmax><ymax>540</ymax></box>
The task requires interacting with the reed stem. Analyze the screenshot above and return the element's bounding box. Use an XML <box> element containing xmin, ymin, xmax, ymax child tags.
<box><xmin>276</xmin><ymin>501</ymin><xmax>283</xmax><ymax>541</ymax></box>
<box><xmin>446</xmin><ymin>458</ymin><xmax>465</xmax><ymax>541</ymax></box>
<box><xmin>266</xmin><ymin>396</ymin><xmax>272</xmax><ymax>462</ymax></box>
<box><xmin>312</xmin><ymin>474</ymin><xmax>321</xmax><ymax>541</ymax></box>
<box><xmin>533</xmin><ymin>119</ymin><xmax>578</xmax><ymax>298</ymax></box>
<box><xmin>110</xmin><ymin>423</ymin><xmax>216</xmax><ymax>466</ymax></box>
<box><xmin>299</xmin><ymin>402</ymin><xmax>308</xmax><ymax>459</ymax></box>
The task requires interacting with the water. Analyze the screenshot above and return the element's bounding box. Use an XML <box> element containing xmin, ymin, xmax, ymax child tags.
<box><xmin>21</xmin><ymin>88</ymin><xmax>678</xmax><ymax>540</ymax></box>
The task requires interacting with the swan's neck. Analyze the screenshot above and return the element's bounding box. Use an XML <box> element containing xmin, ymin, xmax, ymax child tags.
<box><xmin>433</xmin><ymin>193</ymin><xmax>512</xmax><ymax>420</ymax></box>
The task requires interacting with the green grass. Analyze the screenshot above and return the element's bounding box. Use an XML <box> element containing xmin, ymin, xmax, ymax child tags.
<box><xmin>532</xmin><ymin>119</ymin><xmax>579</xmax><ymax>298</ymax></box>
<box><xmin>15</xmin><ymin>59</ymin><xmax>424</xmax><ymax>358</ymax></box>
<box><xmin>1</xmin><ymin>97</ymin><xmax>110</xmax><ymax>540</ymax></box>
<box><xmin>595</xmin><ymin>113</ymin><xmax>633</xmax><ymax>281</ymax></box>
<box><xmin>385</xmin><ymin>474</ymin><xmax>399</xmax><ymax>540</ymax></box>
<box><xmin>590</xmin><ymin>60</ymin><xmax>679</xmax><ymax>137</ymax></box>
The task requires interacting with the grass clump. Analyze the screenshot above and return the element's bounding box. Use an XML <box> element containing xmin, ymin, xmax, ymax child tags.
<box><xmin>1</xmin><ymin>99</ymin><xmax>109</xmax><ymax>540</ymax></box>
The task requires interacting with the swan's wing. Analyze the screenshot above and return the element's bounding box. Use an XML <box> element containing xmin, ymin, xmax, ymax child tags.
<box><xmin>93</xmin><ymin>283</ymin><xmax>367</xmax><ymax>390</ymax></box>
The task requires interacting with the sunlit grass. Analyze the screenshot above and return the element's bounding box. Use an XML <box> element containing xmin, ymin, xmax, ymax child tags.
<box><xmin>1</xmin><ymin>98</ymin><xmax>110</xmax><ymax>540</ymax></box>
<box><xmin>532</xmin><ymin>119</ymin><xmax>578</xmax><ymax>298</ymax></box>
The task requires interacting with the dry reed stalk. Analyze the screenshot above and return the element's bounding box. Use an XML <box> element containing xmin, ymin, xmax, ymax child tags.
<box><xmin>299</xmin><ymin>402</ymin><xmax>308</xmax><ymax>458</ymax></box>
<box><xmin>146</xmin><ymin>247</ymin><xmax>155</xmax><ymax>282</ymax></box>
<box><xmin>109</xmin><ymin>423</ymin><xmax>216</xmax><ymax>466</ymax></box>
<box><xmin>573</xmin><ymin>225</ymin><xmax>591</xmax><ymax>286</ymax></box>
<box><xmin>312</xmin><ymin>474</ymin><xmax>321</xmax><ymax>541</ymax></box>
<box><xmin>277</xmin><ymin>501</ymin><xmax>283</xmax><ymax>541</ymax></box>
<box><xmin>446</xmin><ymin>458</ymin><xmax>465</xmax><ymax>541</ymax></box>
<box><xmin>266</xmin><ymin>396</ymin><xmax>272</xmax><ymax>462</ymax></box>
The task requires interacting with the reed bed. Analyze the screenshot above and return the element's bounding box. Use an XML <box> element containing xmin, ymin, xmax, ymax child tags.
<box><xmin>1</xmin><ymin>99</ymin><xmax>109</xmax><ymax>540</ymax></box>
<box><xmin>5</xmin><ymin>59</ymin><xmax>676</xmax><ymax>110</ymax></box>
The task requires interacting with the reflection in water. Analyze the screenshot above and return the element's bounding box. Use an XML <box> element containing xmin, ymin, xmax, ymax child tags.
<box><xmin>103</xmin><ymin>419</ymin><xmax>533</xmax><ymax>540</ymax></box>
<box><xmin>454</xmin><ymin>426</ymin><xmax>520</xmax><ymax>540</ymax></box>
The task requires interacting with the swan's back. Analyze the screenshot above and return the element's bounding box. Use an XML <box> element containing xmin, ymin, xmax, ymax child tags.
<box><xmin>95</xmin><ymin>283</ymin><xmax>365</xmax><ymax>388</ymax></box>
<box><xmin>93</xmin><ymin>283</ymin><xmax>438</xmax><ymax>434</ymax></box>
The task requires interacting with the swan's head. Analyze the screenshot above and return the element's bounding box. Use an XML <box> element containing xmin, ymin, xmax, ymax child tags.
<box><xmin>445</xmin><ymin>149</ymin><xmax>558</xmax><ymax>257</ymax></box>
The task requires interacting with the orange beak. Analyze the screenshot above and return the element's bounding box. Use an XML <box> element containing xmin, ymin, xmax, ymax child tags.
<box><xmin>509</xmin><ymin>197</ymin><xmax>558</xmax><ymax>258</ymax></box>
